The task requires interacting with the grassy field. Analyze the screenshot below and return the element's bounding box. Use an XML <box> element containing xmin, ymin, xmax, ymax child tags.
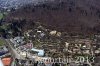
<box><xmin>0</xmin><ymin>39</ymin><xmax>5</xmax><ymax>46</ymax></box>
<box><xmin>0</xmin><ymin>13</ymin><xmax>3</xmax><ymax>20</ymax></box>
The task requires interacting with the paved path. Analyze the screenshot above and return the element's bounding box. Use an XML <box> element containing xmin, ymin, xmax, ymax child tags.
<box><xmin>0</xmin><ymin>37</ymin><xmax>22</xmax><ymax>59</ymax></box>
<box><xmin>5</xmin><ymin>39</ymin><xmax>21</xmax><ymax>59</ymax></box>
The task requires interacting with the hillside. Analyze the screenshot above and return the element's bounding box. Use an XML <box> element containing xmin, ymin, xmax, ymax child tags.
<box><xmin>4</xmin><ymin>0</ymin><xmax>100</xmax><ymax>35</ymax></box>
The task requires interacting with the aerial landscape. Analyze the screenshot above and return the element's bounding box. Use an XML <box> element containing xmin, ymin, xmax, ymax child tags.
<box><xmin>0</xmin><ymin>0</ymin><xmax>100</xmax><ymax>66</ymax></box>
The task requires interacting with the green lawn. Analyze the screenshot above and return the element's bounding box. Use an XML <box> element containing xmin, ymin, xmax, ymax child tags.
<box><xmin>0</xmin><ymin>39</ymin><xmax>5</xmax><ymax>46</ymax></box>
<box><xmin>0</xmin><ymin>13</ymin><xmax>3</xmax><ymax>20</ymax></box>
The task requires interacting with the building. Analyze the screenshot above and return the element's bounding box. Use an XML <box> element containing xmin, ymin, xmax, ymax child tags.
<box><xmin>0</xmin><ymin>46</ymin><xmax>9</xmax><ymax>56</ymax></box>
<box><xmin>10</xmin><ymin>36</ymin><xmax>25</xmax><ymax>47</ymax></box>
<box><xmin>31</xmin><ymin>48</ymin><xmax>44</xmax><ymax>56</ymax></box>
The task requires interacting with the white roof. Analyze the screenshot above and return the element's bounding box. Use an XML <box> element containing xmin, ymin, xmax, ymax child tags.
<box><xmin>31</xmin><ymin>48</ymin><xmax>44</xmax><ymax>56</ymax></box>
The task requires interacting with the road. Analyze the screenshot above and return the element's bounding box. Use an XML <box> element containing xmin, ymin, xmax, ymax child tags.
<box><xmin>1</xmin><ymin>38</ymin><xmax>22</xmax><ymax>59</ymax></box>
